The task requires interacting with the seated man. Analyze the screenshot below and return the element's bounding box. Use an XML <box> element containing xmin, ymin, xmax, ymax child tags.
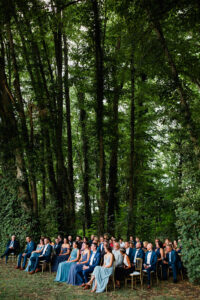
<box><xmin>112</xmin><ymin>242</ymin><xmax>123</xmax><ymax>267</ymax></box>
<box><xmin>132</xmin><ymin>242</ymin><xmax>144</xmax><ymax>268</ymax></box>
<box><xmin>124</xmin><ymin>241</ymin><xmax>134</xmax><ymax>263</ymax></box>
<box><xmin>81</xmin><ymin>243</ymin><xmax>101</xmax><ymax>288</ymax></box>
<box><xmin>29</xmin><ymin>237</ymin><xmax>52</xmax><ymax>274</ymax></box>
<box><xmin>143</xmin><ymin>243</ymin><xmax>157</xmax><ymax>289</ymax></box>
<box><xmin>53</xmin><ymin>238</ymin><xmax>61</xmax><ymax>256</ymax></box>
<box><xmin>15</xmin><ymin>236</ymin><xmax>35</xmax><ymax>270</ymax></box>
<box><xmin>1</xmin><ymin>235</ymin><xmax>19</xmax><ymax>263</ymax></box>
<box><xmin>162</xmin><ymin>244</ymin><xmax>178</xmax><ymax>283</ymax></box>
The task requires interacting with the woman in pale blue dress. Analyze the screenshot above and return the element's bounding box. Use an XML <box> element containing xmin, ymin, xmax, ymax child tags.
<box><xmin>55</xmin><ymin>241</ymin><xmax>80</xmax><ymax>282</ymax></box>
<box><xmin>84</xmin><ymin>244</ymin><xmax>114</xmax><ymax>293</ymax></box>
<box><xmin>51</xmin><ymin>238</ymin><xmax>71</xmax><ymax>272</ymax></box>
<box><xmin>25</xmin><ymin>238</ymin><xmax>44</xmax><ymax>272</ymax></box>
<box><xmin>67</xmin><ymin>242</ymin><xmax>90</xmax><ymax>285</ymax></box>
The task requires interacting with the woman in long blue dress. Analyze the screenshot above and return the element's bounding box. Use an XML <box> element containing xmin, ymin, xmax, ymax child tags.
<box><xmin>51</xmin><ymin>238</ymin><xmax>71</xmax><ymax>272</ymax></box>
<box><xmin>55</xmin><ymin>241</ymin><xmax>80</xmax><ymax>282</ymax></box>
<box><xmin>84</xmin><ymin>244</ymin><xmax>114</xmax><ymax>293</ymax></box>
<box><xmin>67</xmin><ymin>242</ymin><xmax>90</xmax><ymax>285</ymax></box>
<box><xmin>25</xmin><ymin>238</ymin><xmax>44</xmax><ymax>272</ymax></box>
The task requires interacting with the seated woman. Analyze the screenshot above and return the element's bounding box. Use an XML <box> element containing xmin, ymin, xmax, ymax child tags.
<box><xmin>67</xmin><ymin>242</ymin><xmax>90</xmax><ymax>285</ymax></box>
<box><xmin>115</xmin><ymin>248</ymin><xmax>133</xmax><ymax>288</ymax></box>
<box><xmin>55</xmin><ymin>241</ymin><xmax>80</xmax><ymax>282</ymax></box>
<box><xmin>25</xmin><ymin>238</ymin><xmax>44</xmax><ymax>272</ymax></box>
<box><xmin>51</xmin><ymin>238</ymin><xmax>71</xmax><ymax>272</ymax></box>
<box><xmin>84</xmin><ymin>244</ymin><xmax>114</xmax><ymax>293</ymax></box>
<box><xmin>155</xmin><ymin>240</ymin><xmax>164</xmax><ymax>264</ymax></box>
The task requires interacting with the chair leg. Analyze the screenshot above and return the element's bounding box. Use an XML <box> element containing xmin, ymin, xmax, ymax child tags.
<box><xmin>131</xmin><ymin>277</ymin><xmax>133</xmax><ymax>289</ymax></box>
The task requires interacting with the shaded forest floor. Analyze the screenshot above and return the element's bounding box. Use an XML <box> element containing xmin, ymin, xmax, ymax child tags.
<box><xmin>0</xmin><ymin>260</ymin><xmax>200</xmax><ymax>300</ymax></box>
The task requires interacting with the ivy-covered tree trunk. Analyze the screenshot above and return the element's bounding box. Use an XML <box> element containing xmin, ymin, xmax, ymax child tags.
<box><xmin>7</xmin><ymin>20</ymin><xmax>38</xmax><ymax>216</ymax></box>
<box><xmin>0</xmin><ymin>57</ymin><xmax>32</xmax><ymax>213</ymax></box>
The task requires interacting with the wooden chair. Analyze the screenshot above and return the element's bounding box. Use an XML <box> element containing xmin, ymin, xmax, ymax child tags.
<box><xmin>167</xmin><ymin>265</ymin><xmax>183</xmax><ymax>280</ymax></box>
<box><xmin>143</xmin><ymin>262</ymin><xmax>159</xmax><ymax>286</ymax></box>
<box><xmin>39</xmin><ymin>252</ymin><xmax>54</xmax><ymax>274</ymax></box>
<box><xmin>106</xmin><ymin>265</ymin><xmax>115</xmax><ymax>292</ymax></box>
<box><xmin>125</xmin><ymin>258</ymin><xmax>143</xmax><ymax>289</ymax></box>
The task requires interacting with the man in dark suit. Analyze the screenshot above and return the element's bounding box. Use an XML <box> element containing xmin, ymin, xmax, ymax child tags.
<box><xmin>1</xmin><ymin>235</ymin><xmax>19</xmax><ymax>263</ymax></box>
<box><xmin>29</xmin><ymin>237</ymin><xmax>52</xmax><ymax>274</ymax></box>
<box><xmin>81</xmin><ymin>243</ymin><xmax>101</xmax><ymax>288</ymax></box>
<box><xmin>15</xmin><ymin>236</ymin><xmax>35</xmax><ymax>270</ymax></box>
<box><xmin>53</xmin><ymin>238</ymin><xmax>61</xmax><ymax>255</ymax></box>
<box><xmin>125</xmin><ymin>241</ymin><xmax>134</xmax><ymax>263</ymax></box>
<box><xmin>132</xmin><ymin>242</ymin><xmax>144</xmax><ymax>268</ymax></box>
<box><xmin>98</xmin><ymin>236</ymin><xmax>104</xmax><ymax>253</ymax></box>
<box><xmin>143</xmin><ymin>243</ymin><xmax>157</xmax><ymax>288</ymax></box>
<box><xmin>162</xmin><ymin>245</ymin><xmax>178</xmax><ymax>283</ymax></box>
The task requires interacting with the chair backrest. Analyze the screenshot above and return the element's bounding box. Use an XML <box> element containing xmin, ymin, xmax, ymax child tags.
<box><xmin>135</xmin><ymin>258</ymin><xmax>143</xmax><ymax>271</ymax></box>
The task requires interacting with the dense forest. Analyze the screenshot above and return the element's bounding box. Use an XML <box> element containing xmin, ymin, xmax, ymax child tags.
<box><xmin>0</xmin><ymin>0</ymin><xmax>200</xmax><ymax>282</ymax></box>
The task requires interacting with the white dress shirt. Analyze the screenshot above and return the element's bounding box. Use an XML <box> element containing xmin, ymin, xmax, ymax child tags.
<box><xmin>147</xmin><ymin>251</ymin><xmax>152</xmax><ymax>265</ymax></box>
<box><xmin>126</xmin><ymin>248</ymin><xmax>130</xmax><ymax>255</ymax></box>
<box><xmin>90</xmin><ymin>251</ymin><xmax>96</xmax><ymax>265</ymax></box>
<box><xmin>42</xmin><ymin>244</ymin><xmax>49</xmax><ymax>256</ymax></box>
<box><xmin>134</xmin><ymin>249</ymin><xmax>139</xmax><ymax>263</ymax></box>
<box><xmin>9</xmin><ymin>241</ymin><xmax>14</xmax><ymax>248</ymax></box>
<box><xmin>169</xmin><ymin>251</ymin><xmax>171</xmax><ymax>263</ymax></box>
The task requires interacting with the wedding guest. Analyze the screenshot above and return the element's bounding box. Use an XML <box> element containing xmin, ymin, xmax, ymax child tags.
<box><xmin>115</xmin><ymin>248</ymin><xmax>133</xmax><ymax>288</ymax></box>
<box><xmin>119</xmin><ymin>238</ymin><xmax>125</xmax><ymax>248</ymax></box>
<box><xmin>55</xmin><ymin>241</ymin><xmax>80</xmax><ymax>282</ymax></box>
<box><xmin>53</xmin><ymin>238</ymin><xmax>61</xmax><ymax>256</ymax></box>
<box><xmin>76</xmin><ymin>236</ymin><xmax>82</xmax><ymax>249</ymax></box>
<box><xmin>25</xmin><ymin>238</ymin><xmax>44</xmax><ymax>272</ymax></box>
<box><xmin>162</xmin><ymin>244</ymin><xmax>178</xmax><ymax>283</ymax></box>
<box><xmin>124</xmin><ymin>241</ymin><xmax>134</xmax><ymax>263</ymax></box>
<box><xmin>67</xmin><ymin>242</ymin><xmax>90</xmax><ymax>285</ymax></box>
<box><xmin>135</xmin><ymin>237</ymin><xmax>143</xmax><ymax>247</ymax></box>
<box><xmin>132</xmin><ymin>242</ymin><xmax>144</xmax><ymax>268</ymax></box>
<box><xmin>68</xmin><ymin>235</ymin><xmax>73</xmax><ymax>247</ymax></box>
<box><xmin>58</xmin><ymin>235</ymin><xmax>63</xmax><ymax>247</ymax></box>
<box><xmin>112</xmin><ymin>242</ymin><xmax>123</xmax><ymax>267</ymax></box>
<box><xmin>142</xmin><ymin>241</ymin><xmax>148</xmax><ymax>252</ymax></box>
<box><xmin>51</xmin><ymin>238</ymin><xmax>71</xmax><ymax>272</ymax></box>
<box><xmin>29</xmin><ymin>237</ymin><xmax>52</xmax><ymax>274</ymax></box>
<box><xmin>89</xmin><ymin>235</ymin><xmax>95</xmax><ymax>246</ymax></box>
<box><xmin>155</xmin><ymin>241</ymin><xmax>164</xmax><ymax>263</ymax></box>
<box><xmin>99</xmin><ymin>236</ymin><xmax>104</xmax><ymax>253</ymax></box>
<box><xmin>83</xmin><ymin>244</ymin><xmax>114</xmax><ymax>293</ymax></box>
<box><xmin>15</xmin><ymin>237</ymin><xmax>35</xmax><ymax>270</ymax></box>
<box><xmin>1</xmin><ymin>235</ymin><xmax>19</xmax><ymax>263</ymax></box>
<box><xmin>143</xmin><ymin>243</ymin><xmax>157</xmax><ymax>289</ymax></box>
<box><xmin>81</xmin><ymin>243</ymin><xmax>101</xmax><ymax>285</ymax></box>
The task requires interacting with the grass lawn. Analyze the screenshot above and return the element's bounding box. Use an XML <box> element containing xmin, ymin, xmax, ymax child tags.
<box><xmin>0</xmin><ymin>260</ymin><xmax>200</xmax><ymax>300</ymax></box>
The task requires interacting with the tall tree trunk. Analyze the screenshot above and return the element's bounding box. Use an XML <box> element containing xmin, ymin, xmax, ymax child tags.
<box><xmin>78</xmin><ymin>91</ymin><xmax>92</xmax><ymax>229</ymax></box>
<box><xmin>91</xmin><ymin>0</ymin><xmax>107</xmax><ymax>234</ymax></box>
<box><xmin>107</xmin><ymin>38</ymin><xmax>123</xmax><ymax>235</ymax></box>
<box><xmin>63</xmin><ymin>34</ymin><xmax>75</xmax><ymax>226</ymax></box>
<box><xmin>7</xmin><ymin>21</ymin><xmax>38</xmax><ymax>216</ymax></box>
<box><xmin>127</xmin><ymin>48</ymin><xmax>136</xmax><ymax>238</ymax></box>
<box><xmin>15</xmin><ymin>10</ymin><xmax>58</xmax><ymax>209</ymax></box>
<box><xmin>0</xmin><ymin>57</ymin><xmax>32</xmax><ymax>212</ymax></box>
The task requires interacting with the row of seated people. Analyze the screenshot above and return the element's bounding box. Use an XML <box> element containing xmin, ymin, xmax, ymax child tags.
<box><xmin>1</xmin><ymin>234</ymin><xmax>182</xmax><ymax>292</ymax></box>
